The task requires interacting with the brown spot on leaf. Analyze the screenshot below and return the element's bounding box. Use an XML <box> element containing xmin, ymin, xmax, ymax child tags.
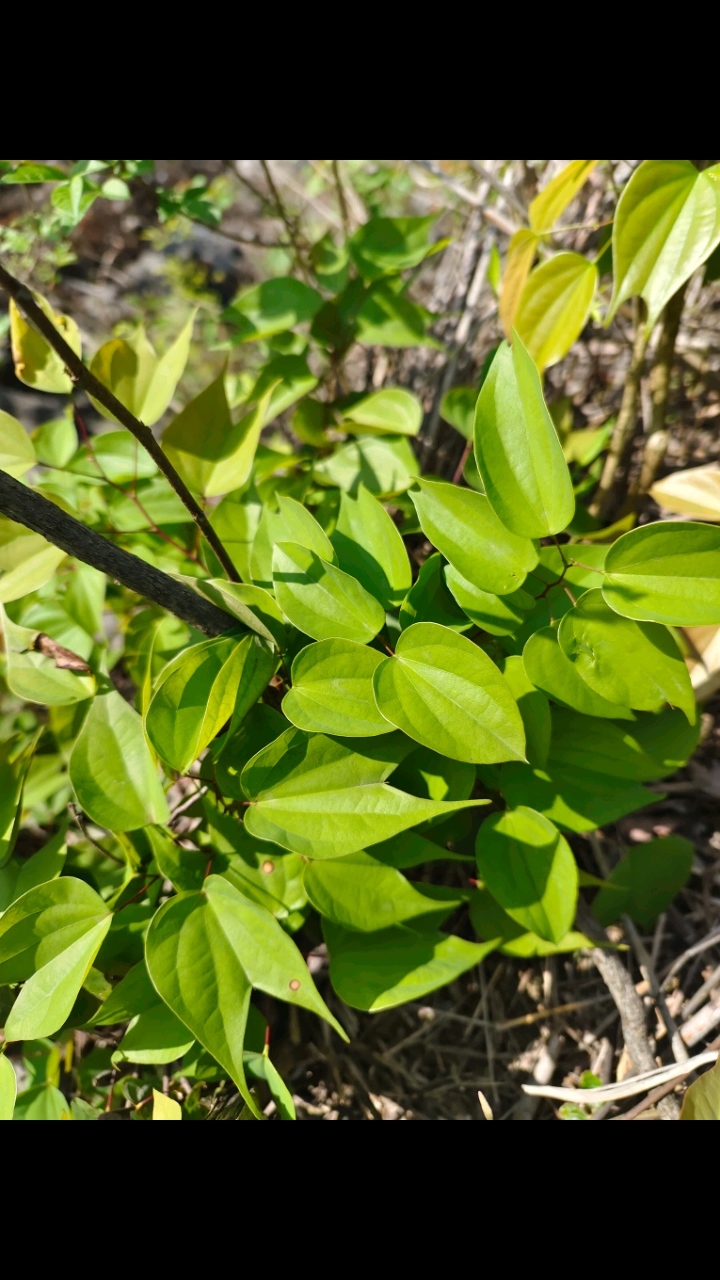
<box><xmin>289</xmin><ymin>979</ymin><xmax>300</xmax><ymax>991</ymax></box>
<box><xmin>261</xmin><ymin>860</ymin><xmax>275</xmax><ymax>874</ymax></box>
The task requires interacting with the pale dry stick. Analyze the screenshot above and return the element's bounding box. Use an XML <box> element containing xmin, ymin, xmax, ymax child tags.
<box><xmin>615</xmin><ymin>1029</ymin><xmax>720</xmax><ymax>1119</ymax></box>
<box><xmin>588</xmin><ymin>298</ymin><xmax>649</xmax><ymax>519</ymax></box>
<box><xmin>621</xmin><ymin>914</ymin><xmax>689</xmax><ymax>1064</ymax></box>
<box><xmin>513</xmin><ymin>1031</ymin><xmax>563</xmax><ymax>1120</ymax></box>
<box><xmin>679</xmin><ymin>992</ymin><xmax>720</xmax><ymax>1048</ymax></box>
<box><xmin>0</xmin><ymin>260</ymin><xmax>240</xmax><ymax>584</ymax></box>
<box><xmin>0</xmin><ymin>469</ymin><xmax>234</xmax><ymax>638</ymax></box>
<box><xmin>468</xmin><ymin>161</ymin><xmax>528</xmax><ymax>220</ymax></box>
<box><xmin>477</xmin><ymin>1089</ymin><xmax>494</xmax><ymax>1120</ymax></box>
<box><xmin>522</xmin><ymin>1049</ymin><xmax>718</xmax><ymax>1106</ymax></box>
<box><xmin>681</xmin><ymin>961</ymin><xmax>720</xmax><ymax>1021</ymax></box>
<box><xmin>409</xmin><ymin>161</ymin><xmax>518</xmax><ymax>236</ymax></box>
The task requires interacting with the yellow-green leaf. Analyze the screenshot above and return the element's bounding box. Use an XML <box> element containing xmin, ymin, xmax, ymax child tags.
<box><xmin>162</xmin><ymin>373</ymin><xmax>269</xmax><ymax>497</ymax></box>
<box><xmin>514</xmin><ymin>253</ymin><xmax>597</xmax><ymax>372</ymax></box>
<box><xmin>152</xmin><ymin>1088</ymin><xmax>182</xmax><ymax>1119</ymax></box>
<box><xmin>608</xmin><ymin>160</ymin><xmax>720</xmax><ymax>333</ymax></box>
<box><xmin>0</xmin><ymin>516</ymin><xmax>66</xmax><ymax>603</ymax></box>
<box><xmin>499</xmin><ymin>229</ymin><xmax>538</xmax><ymax>339</ymax></box>
<box><xmin>9</xmin><ymin>295</ymin><xmax>81</xmax><ymax>394</ymax></box>
<box><xmin>0</xmin><ymin>410</ymin><xmax>36</xmax><ymax>478</ymax></box>
<box><xmin>529</xmin><ymin>161</ymin><xmax>598</xmax><ymax>233</ymax></box>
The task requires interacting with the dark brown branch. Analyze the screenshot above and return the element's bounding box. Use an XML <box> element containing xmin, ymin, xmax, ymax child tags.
<box><xmin>0</xmin><ymin>469</ymin><xmax>233</xmax><ymax>637</ymax></box>
<box><xmin>0</xmin><ymin>260</ymin><xmax>240</xmax><ymax>583</ymax></box>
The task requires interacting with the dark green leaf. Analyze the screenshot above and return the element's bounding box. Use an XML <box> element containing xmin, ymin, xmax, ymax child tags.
<box><xmin>475</xmin><ymin>807</ymin><xmax>577</xmax><ymax>943</ymax></box>
<box><xmin>592</xmin><ymin>837</ymin><xmax>693</xmax><ymax>927</ymax></box>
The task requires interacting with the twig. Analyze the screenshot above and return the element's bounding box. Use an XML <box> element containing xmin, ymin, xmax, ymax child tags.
<box><xmin>467</xmin><ymin>161</ymin><xmax>527</xmax><ymax>219</ymax></box>
<box><xmin>0</xmin><ymin>260</ymin><xmax>239</xmax><ymax>583</ymax></box>
<box><xmin>522</xmin><ymin>1049</ymin><xmax>718</xmax><ymax>1105</ymax></box>
<box><xmin>622</xmin><ymin>914</ymin><xmax>689</xmax><ymax>1063</ymax></box>
<box><xmin>623</xmin><ymin>282</ymin><xmax>688</xmax><ymax>510</ymax></box>
<box><xmin>0</xmin><ymin>468</ymin><xmax>234</xmax><ymax>637</ymax></box>
<box><xmin>661</xmin><ymin>927</ymin><xmax>720</xmax><ymax>989</ymax></box>
<box><xmin>259</xmin><ymin>161</ymin><xmax>312</xmax><ymax>283</ymax></box>
<box><xmin>498</xmin><ymin>995</ymin><xmax>611</xmax><ymax>1031</ymax></box>
<box><xmin>681</xmin><ymin>961</ymin><xmax>720</xmax><ymax>1021</ymax></box>
<box><xmin>409</xmin><ymin>161</ymin><xmax>517</xmax><ymax>236</ymax></box>
<box><xmin>588</xmin><ymin>298</ymin><xmax>649</xmax><ymax>519</ymax></box>
<box><xmin>331</xmin><ymin>160</ymin><xmax>350</xmax><ymax>237</ymax></box>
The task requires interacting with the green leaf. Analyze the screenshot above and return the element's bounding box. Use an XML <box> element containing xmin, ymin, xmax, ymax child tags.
<box><xmin>349</xmin><ymin>215</ymin><xmax>443</xmax><ymax>282</ymax></box>
<box><xmin>0</xmin><ymin>738</ymin><xmax>35</xmax><ymax>869</ymax></box>
<box><xmin>314</xmin><ymin>434</ymin><xmax>419</xmax><ymax>497</ymax></box>
<box><xmin>305</xmin><ymin>854</ymin><xmax>465</xmax><ymax>932</ymax></box>
<box><xmin>145</xmin><ymin>824</ymin><xmax>207</xmax><ymax>892</ymax></box>
<box><xmin>113</xmin><ymin>1002</ymin><xmax>195</xmax><ymax>1065</ymax></box>
<box><xmin>0</xmin><ymin>516</ymin><xmax>66</xmax><ymax>603</ymax></box>
<box><xmin>89</xmin><ymin>314</ymin><xmax>195</xmax><ymax>426</ymax></box>
<box><xmin>9</xmin><ymin>295</ymin><xmax>81</xmax><ymax>394</ymax></box>
<box><xmin>210</xmin><ymin>485</ymin><xmax>262</xmax><ymax>582</ymax></box>
<box><xmin>440</xmin><ymin>387</ymin><xmax>477</xmax><ymax>439</ymax></box>
<box><xmin>445</xmin><ymin>565</ymin><xmax>534</xmax><ymax>637</ymax></box>
<box><xmin>680</xmin><ymin>1055</ymin><xmax>720</xmax><ymax>1120</ymax></box>
<box><xmin>248</xmin><ymin>353</ymin><xmax>318</xmax><ymax>422</ymax></box>
<box><xmin>70</xmin><ymin>690</ymin><xmax>169</xmax><ymax>832</ymax></box>
<box><xmin>162</xmin><ymin>373</ymin><xmax>267</xmax><ymax>497</ymax></box>
<box><xmin>373</xmin><ymin>622</ymin><xmax>526</xmax><ymax>764</ymax></box>
<box><xmin>85</xmin><ymin>958</ymin><xmax>160</xmax><ymax>1026</ymax></box>
<box><xmin>411</xmin><ymin>478</ymin><xmax>538</xmax><ymax>595</ymax></box>
<box><xmin>283</xmin><ymin>638</ymin><xmax>394</xmax><ymax>737</ymax></box>
<box><xmin>331</xmin><ymin>484</ymin><xmax>411</xmax><ymax>610</ymax></box>
<box><xmin>201</xmin><ymin>800</ymin><xmax>307</xmax><ymax>922</ymax></box>
<box><xmin>470</xmin><ymin>889</ymin><xmax>592</xmax><ymax>957</ymax></box>
<box><xmin>390</xmin><ymin>744</ymin><xmax>475</xmax><ymax>802</ymax></box>
<box><xmin>1</xmin><ymin>163</ymin><xmax>67</xmax><ymax>183</ymax></box>
<box><xmin>523</xmin><ymin>625</ymin><xmax>637</xmax><ymax>720</ymax></box>
<box><xmin>272</xmin><ymin>541</ymin><xmax>385</xmax><ymax>643</ymax></box>
<box><xmin>475</xmin><ymin>807</ymin><xmax>577</xmax><ymax>943</ymax></box>
<box><xmin>399</xmin><ymin>553</ymin><xmax>472</xmax><ymax>632</ymax></box>
<box><xmin>0</xmin><ymin>409</ymin><xmax>35</xmax><ymax>478</ymax></box>
<box><xmin>222</xmin><ymin>278</ymin><xmax>323</xmax><ymax>342</ymax></box>
<box><xmin>324</xmin><ymin>919</ymin><xmax>494</xmax><ymax>1011</ymax></box>
<box><xmin>145</xmin><ymin>875</ymin><xmax>346</xmax><ymax>1105</ymax></box>
<box><xmin>0</xmin><ymin>607</ymin><xmax>96</xmax><ymax>706</ymax></box>
<box><xmin>0</xmin><ymin>874</ymin><xmax>110</xmax><ymax>984</ymax></box>
<box><xmin>5</xmin><ymin>918</ymin><xmax>110</xmax><ymax>1041</ymax></box>
<box><xmin>355</xmin><ymin>282</ymin><xmax>441</xmax><ymax>349</ymax></box>
<box><xmin>0</xmin><ymin>1053</ymin><xmax>17</xmax><ymax>1119</ymax></box>
<box><xmin>212</xmin><ymin>704</ymin><xmax>286</xmax><ymax>800</ymax></box>
<box><xmin>494</xmin><ymin>760</ymin><xmax>658</xmax><ymax>833</ymax></box>
<box><xmin>474</xmin><ymin>336</ymin><xmax>575</xmax><ymax>537</ymax></box>
<box><xmin>250</xmin><ymin>493</ymin><xmax>336</xmax><ymax>589</ymax></box>
<box><xmin>32</xmin><ymin>407</ymin><xmax>78</xmax><ymax>468</ymax></box>
<box><xmin>602</xmin><ymin>521</ymin><xmax>720</xmax><ymax>625</ymax></box>
<box><xmin>241</xmin><ymin>725</ymin><xmax>480</xmax><ymax>858</ymax></box>
<box><xmin>68</xmin><ymin>429</ymin><xmax>157</xmax><ymax>484</ymax></box>
<box><xmin>0</xmin><ymin>819</ymin><xmax>68</xmax><ymax>911</ymax></box>
<box><xmin>366</xmin><ymin>829</ymin><xmax>473</xmax><ymax>869</ymax></box>
<box><xmin>244</xmin><ymin>1051</ymin><xmax>296</xmax><ymax>1119</ymax></box>
<box><xmin>608</xmin><ymin>160</ymin><xmax>720</xmax><ymax>332</ymax></box>
<box><xmin>529</xmin><ymin>161</ymin><xmax>598</xmax><ymax>232</ymax></box>
<box><xmin>501</xmin><ymin>655</ymin><xmax>550</xmax><ymax>768</ymax></box>
<box><xmin>341</xmin><ymin>387</ymin><xmax>423</xmax><ymax>436</ymax></box>
<box><xmin>558</xmin><ymin>589</ymin><xmax>695</xmax><ymax>722</ymax></box>
<box><xmin>548</xmin><ymin>706</ymin><xmax>699</xmax><ymax>783</ymax></box>
<box><xmin>514</xmin><ymin>253</ymin><xmax>597</xmax><ymax>372</ymax></box>
<box><xmin>13</xmin><ymin>1082</ymin><xmax>70</xmax><ymax>1120</ymax></box>
<box><xmin>145</xmin><ymin>632</ymin><xmax>275</xmax><ymax>773</ymax></box>
<box><xmin>592</xmin><ymin>836</ymin><xmax>693</xmax><ymax>928</ymax></box>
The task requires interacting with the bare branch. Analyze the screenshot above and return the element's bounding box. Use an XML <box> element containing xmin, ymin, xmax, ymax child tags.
<box><xmin>0</xmin><ymin>469</ymin><xmax>233</xmax><ymax>637</ymax></box>
<box><xmin>0</xmin><ymin>259</ymin><xmax>240</xmax><ymax>583</ymax></box>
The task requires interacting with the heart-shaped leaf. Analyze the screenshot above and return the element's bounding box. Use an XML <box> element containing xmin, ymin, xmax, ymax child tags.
<box><xmin>282</xmin><ymin>638</ymin><xmax>394</xmax><ymax>737</ymax></box>
<box><xmin>373</xmin><ymin>622</ymin><xmax>526</xmax><ymax>764</ymax></box>
<box><xmin>603</xmin><ymin>521</ymin><xmax>720</xmax><ymax>625</ymax></box>
<box><xmin>475</xmin><ymin>807</ymin><xmax>577</xmax><ymax>943</ymax></box>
